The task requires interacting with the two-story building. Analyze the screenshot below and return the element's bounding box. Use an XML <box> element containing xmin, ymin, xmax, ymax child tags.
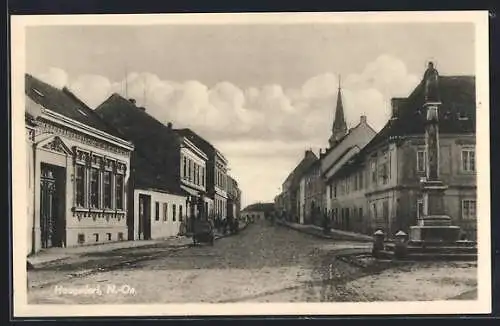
<box><xmin>300</xmin><ymin>158</ymin><xmax>326</xmax><ymax>226</ymax></box>
<box><xmin>174</xmin><ymin>129</ymin><xmax>229</xmax><ymax>220</ymax></box>
<box><xmin>214</xmin><ymin>150</ymin><xmax>229</xmax><ymax>220</ymax></box>
<box><xmin>96</xmin><ymin>94</ymin><xmax>210</xmax><ymax>240</ymax></box>
<box><xmin>25</xmin><ymin>74</ymin><xmax>134</xmax><ymax>254</ymax></box>
<box><xmin>329</xmin><ymin>63</ymin><xmax>476</xmax><ymax>239</ymax></box>
<box><xmin>280</xmin><ymin>150</ymin><xmax>318</xmax><ymax>222</ymax></box>
<box><xmin>226</xmin><ymin>175</ymin><xmax>242</xmax><ymax>220</ymax></box>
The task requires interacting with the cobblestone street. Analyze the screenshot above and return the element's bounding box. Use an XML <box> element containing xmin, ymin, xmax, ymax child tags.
<box><xmin>27</xmin><ymin>221</ymin><xmax>476</xmax><ymax>304</ymax></box>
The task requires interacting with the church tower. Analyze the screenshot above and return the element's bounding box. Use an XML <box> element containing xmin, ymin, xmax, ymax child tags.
<box><xmin>328</xmin><ymin>76</ymin><xmax>348</xmax><ymax>148</ymax></box>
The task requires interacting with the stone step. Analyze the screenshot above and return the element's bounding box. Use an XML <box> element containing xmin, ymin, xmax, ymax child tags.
<box><xmin>406</xmin><ymin>246</ymin><xmax>478</xmax><ymax>254</ymax></box>
<box><xmin>398</xmin><ymin>252</ymin><xmax>478</xmax><ymax>261</ymax></box>
<box><xmin>408</xmin><ymin>240</ymin><xmax>476</xmax><ymax>247</ymax></box>
<box><xmin>383</xmin><ymin>243</ymin><xmax>477</xmax><ymax>254</ymax></box>
<box><xmin>377</xmin><ymin>250</ymin><xmax>477</xmax><ymax>261</ymax></box>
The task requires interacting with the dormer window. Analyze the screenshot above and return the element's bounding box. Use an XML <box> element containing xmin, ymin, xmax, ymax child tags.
<box><xmin>77</xmin><ymin>108</ymin><xmax>88</xmax><ymax>116</ymax></box>
<box><xmin>33</xmin><ymin>88</ymin><xmax>44</xmax><ymax>97</ymax></box>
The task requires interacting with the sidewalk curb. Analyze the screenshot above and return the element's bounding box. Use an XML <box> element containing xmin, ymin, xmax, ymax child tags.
<box><xmin>29</xmin><ymin>222</ymin><xmax>252</xmax><ymax>286</ymax></box>
<box><xmin>29</xmin><ymin>223</ymin><xmax>251</xmax><ymax>269</ymax></box>
<box><xmin>277</xmin><ymin>220</ymin><xmax>373</xmax><ymax>242</ymax></box>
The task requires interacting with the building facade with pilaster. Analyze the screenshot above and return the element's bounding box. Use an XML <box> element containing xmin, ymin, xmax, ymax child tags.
<box><xmin>25</xmin><ymin>74</ymin><xmax>134</xmax><ymax>254</ymax></box>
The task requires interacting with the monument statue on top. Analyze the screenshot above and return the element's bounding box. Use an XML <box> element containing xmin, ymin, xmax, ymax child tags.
<box><xmin>409</xmin><ymin>61</ymin><xmax>460</xmax><ymax>242</ymax></box>
<box><xmin>373</xmin><ymin>61</ymin><xmax>477</xmax><ymax>261</ymax></box>
<box><xmin>423</xmin><ymin>61</ymin><xmax>441</xmax><ymax>104</ymax></box>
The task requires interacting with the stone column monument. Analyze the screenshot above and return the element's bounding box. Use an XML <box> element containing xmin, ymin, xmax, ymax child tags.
<box><xmin>409</xmin><ymin>62</ymin><xmax>461</xmax><ymax>243</ymax></box>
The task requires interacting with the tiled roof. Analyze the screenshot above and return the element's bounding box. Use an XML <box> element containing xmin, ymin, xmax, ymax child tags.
<box><xmin>95</xmin><ymin>94</ymin><xmax>187</xmax><ymax>196</ymax></box>
<box><xmin>25</xmin><ymin>74</ymin><xmax>128</xmax><ymax>140</ymax></box>
<box><xmin>365</xmin><ymin>75</ymin><xmax>475</xmax><ymax>151</ymax></box>
<box><xmin>322</xmin><ymin>145</ymin><xmax>357</xmax><ymax>180</ymax></box>
<box><xmin>333</xmin><ymin>75</ymin><xmax>476</xmax><ymax>180</ymax></box>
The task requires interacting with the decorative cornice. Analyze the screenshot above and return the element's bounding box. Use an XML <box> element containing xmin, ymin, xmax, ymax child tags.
<box><xmin>72</xmin><ymin>207</ymin><xmax>126</xmax><ymax>222</ymax></box>
<box><xmin>42</xmin><ymin>107</ymin><xmax>134</xmax><ymax>151</ymax></box>
<box><xmin>215</xmin><ymin>150</ymin><xmax>229</xmax><ymax>165</ymax></box>
<box><xmin>37</xmin><ymin>118</ymin><xmax>132</xmax><ymax>157</ymax></box>
<box><xmin>181</xmin><ymin>137</ymin><xmax>209</xmax><ymax>161</ymax></box>
<box><xmin>41</xmin><ymin>137</ymin><xmax>73</xmax><ymax>155</ymax></box>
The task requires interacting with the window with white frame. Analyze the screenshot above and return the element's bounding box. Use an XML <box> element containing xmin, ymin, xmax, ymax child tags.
<box><xmin>179</xmin><ymin>205</ymin><xmax>183</xmax><ymax>222</ymax></box>
<box><xmin>90</xmin><ymin>168</ymin><xmax>100</xmax><ymax>208</ymax></box>
<box><xmin>103</xmin><ymin>171</ymin><xmax>112</xmax><ymax>209</ymax></box>
<box><xmin>163</xmin><ymin>203</ymin><xmax>168</xmax><ymax>221</ymax></box>
<box><xmin>172</xmin><ymin>204</ymin><xmax>177</xmax><ymax>222</ymax></box>
<box><xmin>417</xmin><ymin>199</ymin><xmax>424</xmax><ymax>219</ymax></box>
<box><xmin>115</xmin><ymin>174</ymin><xmax>124</xmax><ymax>210</ymax></box>
<box><xmin>155</xmin><ymin>202</ymin><xmax>160</xmax><ymax>221</ymax></box>
<box><xmin>371</xmin><ymin>160</ymin><xmax>377</xmax><ymax>185</ymax></box>
<box><xmin>75</xmin><ymin>164</ymin><xmax>85</xmax><ymax>207</ymax></box>
<box><xmin>73</xmin><ymin>150</ymin><xmax>126</xmax><ymax>211</ymax></box>
<box><xmin>182</xmin><ymin>156</ymin><xmax>187</xmax><ymax>179</ymax></box>
<box><xmin>417</xmin><ymin>149</ymin><xmax>427</xmax><ymax>173</ymax></box>
<box><xmin>462</xmin><ymin>200</ymin><xmax>476</xmax><ymax>220</ymax></box>
<box><xmin>462</xmin><ymin>149</ymin><xmax>475</xmax><ymax>172</ymax></box>
<box><xmin>188</xmin><ymin>160</ymin><xmax>193</xmax><ymax>182</ymax></box>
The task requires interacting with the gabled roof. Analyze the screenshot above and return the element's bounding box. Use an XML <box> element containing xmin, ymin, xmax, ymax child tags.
<box><xmin>322</xmin><ymin>145</ymin><xmax>359</xmax><ymax>179</ymax></box>
<box><xmin>332</xmin><ymin>75</ymin><xmax>476</xmax><ymax>180</ymax></box>
<box><xmin>323</xmin><ymin>118</ymin><xmax>376</xmax><ymax>156</ymax></box>
<box><xmin>95</xmin><ymin>93</ymin><xmax>187</xmax><ymax>196</ymax></box>
<box><xmin>25</xmin><ymin>74</ymin><xmax>127</xmax><ymax>141</ymax></box>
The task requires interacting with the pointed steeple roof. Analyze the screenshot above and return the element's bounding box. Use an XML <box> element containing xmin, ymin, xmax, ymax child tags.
<box><xmin>329</xmin><ymin>75</ymin><xmax>348</xmax><ymax>147</ymax></box>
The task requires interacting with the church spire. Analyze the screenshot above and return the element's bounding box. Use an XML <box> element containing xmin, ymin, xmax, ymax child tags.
<box><xmin>329</xmin><ymin>75</ymin><xmax>348</xmax><ymax>148</ymax></box>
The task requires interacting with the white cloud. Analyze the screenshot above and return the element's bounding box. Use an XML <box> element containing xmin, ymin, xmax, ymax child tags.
<box><xmin>33</xmin><ymin>54</ymin><xmax>421</xmax><ymax>206</ymax></box>
<box><xmin>69</xmin><ymin>74</ymin><xmax>112</xmax><ymax>108</ymax></box>
<box><xmin>33</xmin><ymin>67</ymin><xmax>68</xmax><ymax>89</ymax></box>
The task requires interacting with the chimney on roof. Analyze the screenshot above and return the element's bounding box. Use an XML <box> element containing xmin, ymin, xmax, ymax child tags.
<box><xmin>360</xmin><ymin>115</ymin><xmax>367</xmax><ymax>124</ymax></box>
<box><xmin>391</xmin><ymin>98</ymin><xmax>404</xmax><ymax>119</ymax></box>
<box><xmin>129</xmin><ymin>98</ymin><xmax>136</xmax><ymax>105</ymax></box>
<box><xmin>167</xmin><ymin>122</ymin><xmax>173</xmax><ymax>129</ymax></box>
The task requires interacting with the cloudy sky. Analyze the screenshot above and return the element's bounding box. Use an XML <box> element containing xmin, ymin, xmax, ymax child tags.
<box><xmin>25</xmin><ymin>21</ymin><xmax>475</xmax><ymax>208</ymax></box>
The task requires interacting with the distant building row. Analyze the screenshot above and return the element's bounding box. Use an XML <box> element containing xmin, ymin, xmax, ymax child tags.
<box><xmin>25</xmin><ymin>74</ymin><xmax>241</xmax><ymax>254</ymax></box>
<box><xmin>275</xmin><ymin>63</ymin><xmax>477</xmax><ymax>240</ymax></box>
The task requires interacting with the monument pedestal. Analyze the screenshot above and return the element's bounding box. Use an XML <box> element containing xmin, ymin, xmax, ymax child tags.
<box><xmin>409</xmin><ymin>180</ymin><xmax>461</xmax><ymax>243</ymax></box>
<box><xmin>385</xmin><ymin>181</ymin><xmax>476</xmax><ymax>261</ymax></box>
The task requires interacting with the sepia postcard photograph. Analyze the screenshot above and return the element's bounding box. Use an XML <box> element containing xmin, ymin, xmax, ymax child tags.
<box><xmin>10</xmin><ymin>11</ymin><xmax>491</xmax><ymax>317</ymax></box>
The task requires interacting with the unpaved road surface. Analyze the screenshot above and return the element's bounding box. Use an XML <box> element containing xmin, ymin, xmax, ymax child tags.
<box><xmin>27</xmin><ymin>221</ymin><xmax>475</xmax><ymax>304</ymax></box>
